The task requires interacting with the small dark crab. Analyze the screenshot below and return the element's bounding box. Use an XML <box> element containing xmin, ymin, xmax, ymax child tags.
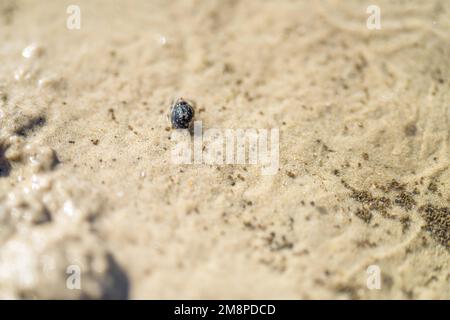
<box><xmin>169</xmin><ymin>98</ymin><xmax>195</xmax><ymax>129</ymax></box>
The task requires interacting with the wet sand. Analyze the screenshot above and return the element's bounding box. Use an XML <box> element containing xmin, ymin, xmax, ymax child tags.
<box><xmin>0</xmin><ymin>0</ymin><xmax>449</xmax><ymax>299</ymax></box>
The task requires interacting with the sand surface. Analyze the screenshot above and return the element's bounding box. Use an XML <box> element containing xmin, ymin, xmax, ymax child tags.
<box><xmin>0</xmin><ymin>0</ymin><xmax>449</xmax><ymax>299</ymax></box>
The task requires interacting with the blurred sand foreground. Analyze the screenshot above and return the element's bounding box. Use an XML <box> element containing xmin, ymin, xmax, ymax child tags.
<box><xmin>0</xmin><ymin>0</ymin><xmax>448</xmax><ymax>299</ymax></box>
